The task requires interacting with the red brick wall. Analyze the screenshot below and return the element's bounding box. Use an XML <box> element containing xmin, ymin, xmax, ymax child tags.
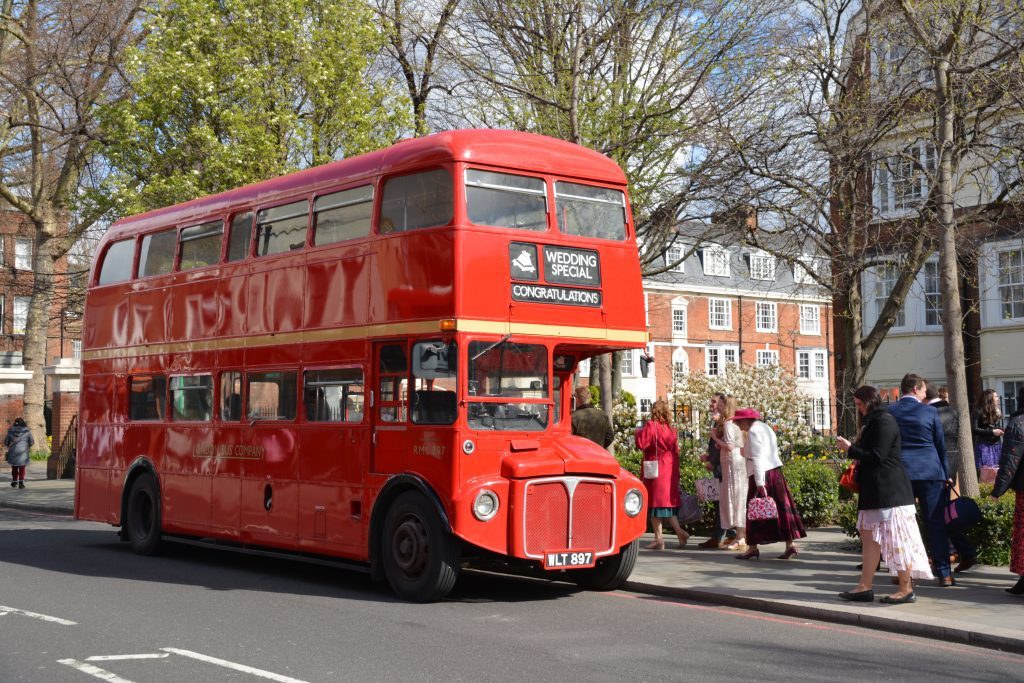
<box><xmin>51</xmin><ymin>389</ymin><xmax>80</xmax><ymax>455</ymax></box>
<box><xmin>0</xmin><ymin>394</ymin><xmax>25</xmax><ymax>431</ymax></box>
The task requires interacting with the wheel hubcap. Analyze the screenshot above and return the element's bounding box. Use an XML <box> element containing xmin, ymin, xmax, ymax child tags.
<box><xmin>392</xmin><ymin>514</ymin><xmax>429</xmax><ymax>579</ymax></box>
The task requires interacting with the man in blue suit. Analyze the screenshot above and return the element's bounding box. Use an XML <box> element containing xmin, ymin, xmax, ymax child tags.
<box><xmin>889</xmin><ymin>373</ymin><xmax>976</xmax><ymax>585</ymax></box>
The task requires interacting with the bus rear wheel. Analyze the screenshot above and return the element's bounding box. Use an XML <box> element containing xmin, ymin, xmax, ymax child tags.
<box><xmin>381</xmin><ymin>491</ymin><xmax>459</xmax><ymax>602</ymax></box>
<box><xmin>125</xmin><ymin>473</ymin><xmax>163</xmax><ymax>556</ymax></box>
<box><xmin>570</xmin><ymin>539</ymin><xmax>638</xmax><ymax>591</ymax></box>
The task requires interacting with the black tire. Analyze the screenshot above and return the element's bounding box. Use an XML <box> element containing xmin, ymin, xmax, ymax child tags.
<box><xmin>125</xmin><ymin>473</ymin><xmax>163</xmax><ymax>556</ymax></box>
<box><xmin>381</xmin><ymin>491</ymin><xmax>459</xmax><ymax>602</ymax></box>
<box><xmin>571</xmin><ymin>539</ymin><xmax>638</xmax><ymax>591</ymax></box>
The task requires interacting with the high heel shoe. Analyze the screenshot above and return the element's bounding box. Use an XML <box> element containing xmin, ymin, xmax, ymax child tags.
<box><xmin>778</xmin><ymin>546</ymin><xmax>799</xmax><ymax>560</ymax></box>
<box><xmin>645</xmin><ymin>541</ymin><xmax>665</xmax><ymax>550</ymax></box>
<box><xmin>676</xmin><ymin>531</ymin><xmax>690</xmax><ymax>549</ymax></box>
<box><xmin>735</xmin><ymin>548</ymin><xmax>760</xmax><ymax>560</ymax></box>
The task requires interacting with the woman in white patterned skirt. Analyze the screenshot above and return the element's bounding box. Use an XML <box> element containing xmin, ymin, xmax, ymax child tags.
<box><xmin>711</xmin><ymin>396</ymin><xmax>746</xmax><ymax>550</ymax></box>
<box><xmin>836</xmin><ymin>385</ymin><xmax>933</xmax><ymax>604</ymax></box>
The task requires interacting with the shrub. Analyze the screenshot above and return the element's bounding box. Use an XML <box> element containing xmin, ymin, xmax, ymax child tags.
<box><xmin>612</xmin><ymin>390</ymin><xmax>639</xmax><ymax>453</ymax></box>
<box><xmin>782</xmin><ymin>458</ymin><xmax>840</xmax><ymax>527</ymax></box>
<box><xmin>615</xmin><ymin>446</ymin><xmax>642</xmax><ymax>479</ymax></box>
<box><xmin>837</xmin><ymin>498</ymin><xmax>860</xmax><ymax>541</ymax></box>
<box><xmin>679</xmin><ymin>452</ymin><xmax>718</xmax><ymax>534</ymax></box>
<box><xmin>30</xmin><ymin>449</ymin><xmax>51</xmax><ymax>461</ymax></box>
<box><xmin>967</xmin><ymin>485</ymin><xmax>1016</xmax><ymax>566</ymax></box>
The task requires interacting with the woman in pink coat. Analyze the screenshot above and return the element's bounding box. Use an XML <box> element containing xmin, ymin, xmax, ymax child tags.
<box><xmin>636</xmin><ymin>399</ymin><xmax>689</xmax><ymax>549</ymax></box>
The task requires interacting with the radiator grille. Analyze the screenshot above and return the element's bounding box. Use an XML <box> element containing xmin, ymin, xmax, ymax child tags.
<box><xmin>524</xmin><ymin>482</ymin><xmax>569</xmax><ymax>556</ymax></box>
<box><xmin>571</xmin><ymin>481</ymin><xmax>613</xmax><ymax>551</ymax></box>
<box><xmin>523</xmin><ymin>478</ymin><xmax>614</xmax><ymax>557</ymax></box>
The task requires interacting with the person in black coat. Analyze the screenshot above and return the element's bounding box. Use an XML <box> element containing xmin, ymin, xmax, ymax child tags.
<box><xmin>926</xmin><ymin>385</ymin><xmax>961</xmax><ymax>484</ymax></box>
<box><xmin>836</xmin><ymin>386</ymin><xmax>933</xmax><ymax>604</ymax></box>
<box><xmin>992</xmin><ymin>387</ymin><xmax>1024</xmax><ymax>595</ymax></box>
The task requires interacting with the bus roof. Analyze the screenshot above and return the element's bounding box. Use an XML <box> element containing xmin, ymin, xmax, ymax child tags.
<box><xmin>104</xmin><ymin>129</ymin><xmax>627</xmax><ymax>239</ymax></box>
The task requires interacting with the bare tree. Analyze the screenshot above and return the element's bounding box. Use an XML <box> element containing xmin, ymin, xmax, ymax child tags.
<box><xmin>0</xmin><ymin>0</ymin><xmax>144</xmax><ymax>448</ymax></box>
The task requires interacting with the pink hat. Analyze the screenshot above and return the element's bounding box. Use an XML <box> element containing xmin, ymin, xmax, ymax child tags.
<box><xmin>733</xmin><ymin>407</ymin><xmax>762</xmax><ymax>421</ymax></box>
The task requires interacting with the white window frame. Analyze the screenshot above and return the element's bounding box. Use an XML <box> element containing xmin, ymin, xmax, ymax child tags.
<box><xmin>702</xmin><ymin>246</ymin><xmax>730</xmax><ymax>277</ymax></box>
<box><xmin>665</xmin><ymin>244</ymin><xmax>685</xmax><ymax>273</ymax></box>
<box><xmin>671</xmin><ymin>301</ymin><xmax>687</xmax><ymax>337</ymax></box>
<box><xmin>874</xmin><ymin>142</ymin><xmax>936</xmax><ymax>216</ymax></box>
<box><xmin>755</xmin><ymin>301</ymin><xmax>777</xmax><ymax>332</ymax></box>
<box><xmin>799</xmin><ymin>305</ymin><xmax>821</xmax><ymax>335</ymax></box>
<box><xmin>871</xmin><ymin>263</ymin><xmax>906</xmax><ymax>328</ymax></box>
<box><xmin>13</xmin><ymin>296</ymin><xmax>30</xmax><ymax>335</ymax></box>
<box><xmin>797</xmin><ymin>349</ymin><xmax>828</xmax><ymax>380</ymax></box>
<box><xmin>672</xmin><ymin>347</ymin><xmax>689</xmax><ymax>383</ymax></box>
<box><xmin>620</xmin><ymin>349</ymin><xmax>635</xmax><ymax>377</ymax></box>
<box><xmin>639</xmin><ymin>398</ymin><xmax>653</xmax><ymax>417</ymax></box>
<box><xmin>756</xmin><ymin>349</ymin><xmax>779</xmax><ymax>367</ymax></box>
<box><xmin>708</xmin><ymin>298</ymin><xmax>732</xmax><ymax>330</ymax></box>
<box><xmin>1001</xmin><ymin>379</ymin><xmax>1024</xmax><ymax>417</ymax></box>
<box><xmin>14</xmin><ymin>237</ymin><xmax>32</xmax><ymax>270</ymax></box>
<box><xmin>749</xmin><ymin>251</ymin><xmax>776</xmax><ymax>281</ymax></box>
<box><xmin>706</xmin><ymin>345</ymin><xmax>738</xmax><ymax>377</ymax></box>
<box><xmin>72</xmin><ymin>340</ymin><xmax>83</xmax><ymax>360</ymax></box>
<box><xmin>997</xmin><ymin>247</ymin><xmax>1024</xmax><ymax>321</ymax></box>
<box><xmin>923</xmin><ymin>260</ymin><xmax>942</xmax><ymax>327</ymax></box>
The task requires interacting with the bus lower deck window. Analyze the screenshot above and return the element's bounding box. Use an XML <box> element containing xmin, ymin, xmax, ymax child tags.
<box><xmin>247</xmin><ymin>371</ymin><xmax>298</xmax><ymax>420</ymax></box>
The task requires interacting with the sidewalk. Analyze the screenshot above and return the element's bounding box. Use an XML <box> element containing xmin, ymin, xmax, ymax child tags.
<box><xmin>2</xmin><ymin>463</ymin><xmax>1021</xmax><ymax>653</ymax></box>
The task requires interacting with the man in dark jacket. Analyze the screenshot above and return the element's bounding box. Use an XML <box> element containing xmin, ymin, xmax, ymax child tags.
<box><xmin>992</xmin><ymin>386</ymin><xmax>1024</xmax><ymax>594</ymax></box>
<box><xmin>571</xmin><ymin>385</ymin><xmax>613</xmax><ymax>449</ymax></box>
<box><xmin>927</xmin><ymin>385</ymin><xmax>961</xmax><ymax>485</ymax></box>
<box><xmin>889</xmin><ymin>374</ymin><xmax>976</xmax><ymax>585</ymax></box>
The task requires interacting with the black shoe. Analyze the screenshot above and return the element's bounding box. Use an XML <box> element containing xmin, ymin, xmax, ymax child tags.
<box><xmin>838</xmin><ymin>589</ymin><xmax>874</xmax><ymax>602</ymax></box>
<box><xmin>10</xmin><ymin>481</ymin><xmax>15</xmax><ymax>488</ymax></box>
<box><xmin>1007</xmin><ymin>578</ymin><xmax>1024</xmax><ymax>595</ymax></box>
<box><xmin>880</xmin><ymin>592</ymin><xmax>916</xmax><ymax>604</ymax></box>
<box><xmin>18</xmin><ymin>481</ymin><xmax>25</xmax><ymax>489</ymax></box>
<box><xmin>953</xmin><ymin>557</ymin><xmax>977</xmax><ymax>573</ymax></box>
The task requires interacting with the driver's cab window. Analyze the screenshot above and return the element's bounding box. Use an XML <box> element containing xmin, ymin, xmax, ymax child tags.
<box><xmin>411</xmin><ymin>340</ymin><xmax>457</xmax><ymax>425</ymax></box>
<box><xmin>378</xmin><ymin>344</ymin><xmax>408</xmax><ymax>422</ymax></box>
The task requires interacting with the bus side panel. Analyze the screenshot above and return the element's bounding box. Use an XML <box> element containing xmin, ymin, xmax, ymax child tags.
<box><xmin>304</xmin><ymin>253</ymin><xmax>370</xmax><ymax>330</ymax></box>
<box><xmin>128</xmin><ymin>286</ymin><xmax>170</xmax><ymax>347</ymax></box>
<box><xmin>247</xmin><ymin>255</ymin><xmax>306</xmax><ymax>337</ymax></box>
<box><xmin>168</xmin><ymin>271</ymin><xmax>225</xmax><ymax>342</ymax></box>
<box><xmin>297</xmin><ymin>424</ymin><xmax>369</xmax><ymax>556</ymax></box>
<box><xmin>241</xmin><ymin>427</ymin><xmax>299</xmax><ymax>549</ymax></box>
<box><xmin>210</xmin><ymin>423</ymin><xmax>244</xmax><ymax>539</ymax></box>
<box><xmin>83</xmin><ymin>288</ymin><xmax>131</xmax><ymax>350</ymax></box>
<box><xmin>76</xmin><ymin>372</ymin><xmax>117</xmax><ymax>523</ymax></box>
<box><xmin>372</xmin><ymin>232</ymin><xmax>454</xmax><ymax>322</ymax></box>
<box><xmin>161</xmin><ymin>425</ymin><xmax>213</xmax><ymax>533</ymax></box>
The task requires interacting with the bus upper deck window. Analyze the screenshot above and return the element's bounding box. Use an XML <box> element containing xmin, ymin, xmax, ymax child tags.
<box><xmin>226</xmin><ymin>212</ymin><xmax>253</xmax><ymax>262</ymax></box>
<box><xmin>554</xmin><ymin>181</ymin><xmax>627</xmax><ymax>241</ymax></box>
<box><xmin>97</xmin><ymin>239</ymin><xmax>135</xmax><ymax>285</ymax></box>
<box><xmin>179</xmin><ymin>220</ymin><xmax>223</xmax><ymax>271</ymax></box>
<box><xmin>138</xmin><ymin>229</ymin><xmax>178</xmax><ymax>277</ymax></box>
<box><xmin>465</xmin><ymin>169</ymin><xmax>546</xmax><ymax>231</ymax></box>
<box><xmin>255</xmin><ymin>201</ymin><xmax>309</xmax><ymax>257</ymax></box>
<box><xmin>313</xmin><ymin>186</ymin><xmax>373</xmax><ymax>245</ymax></box>
<box><xmin>380</xmin><ymin>169</ymin><xmax>453</xmax><ymax>233</ymax></box>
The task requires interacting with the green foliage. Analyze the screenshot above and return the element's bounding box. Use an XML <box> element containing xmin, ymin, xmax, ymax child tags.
<box><xmin>98</xmin><ymin>0</ymin><xmax>409</xmax><ymax>215</ymax></box>
<box><xmin>612</xmin><ymin>390</ymin><xmax>639</xmax><ymax>452</ymax></box>
<box><xmin>30</xmin><ymin>449</ymin><xmax>51</xmax><ymax>461</ymax></box>
<box><xmin>782</xmin><ymin>458</ymin><xmax>840</xmax><ymax>527</ymax></box>
<box><xmin>615</xmin><ymin>446</ymin><xmax>642</xmax><ymax>480</ymax></box>
<box><xmin>788</xmin><ymin>435</ymin><xmax>843</xmax><ymax>463</ymax></box>
<box><xmin>837</xmin><ymin>498</ymin><xmax>860</xmax><ymax>541</ymax></box>
<box><xmin>967</xmin><ymin>486</ymin><xmax>1016</xmax><ymax>566</ymax></box>
<box><xmin>678</xmin><ymin>452</ymin><xmax>718</xmax><ymax>534</ymax></box>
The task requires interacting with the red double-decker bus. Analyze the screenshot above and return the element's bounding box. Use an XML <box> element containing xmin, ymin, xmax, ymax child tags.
<box><xmin>76</xmin><ymin>129</ymin><xmax>649</xmax><ymax>601</ymax></box>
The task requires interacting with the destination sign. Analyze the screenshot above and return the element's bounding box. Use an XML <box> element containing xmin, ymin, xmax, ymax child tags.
<box><xmin>511</xmin><ymin>283</ymin><xmax>602</xmax><ymax>307</ymax></box>
<box><xmin>543</xmin><ymin>246</ymin><xmax>601</xmax><ymax>286</ymax></box>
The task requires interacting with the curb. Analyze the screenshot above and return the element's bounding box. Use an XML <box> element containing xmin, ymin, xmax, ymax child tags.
<box><xmin>624</xmin><ymin>580</ymin><xmax>1024</xmax><ymax>656</ymax></box>
<box><xmin>0</xmin><ymin>499</ymin><xmax>74</xmax><ymax>516</ymax></box>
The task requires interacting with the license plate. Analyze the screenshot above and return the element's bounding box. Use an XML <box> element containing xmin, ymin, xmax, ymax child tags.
<box><xmin>543</xmin><ymin>549</ymin><xmax>595</xmax><ymax>570</ymax></box>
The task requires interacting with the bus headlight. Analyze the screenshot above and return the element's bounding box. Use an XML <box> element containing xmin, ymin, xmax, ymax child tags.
<box><xmin>472</xmin><ymin>490</ymin><xmax>499</xmax><ymax>521</ymax></box>
<box><xmin>624</xmin><ymin>488</ymin><xmax>643</xmax><ymax>517</ymax></box>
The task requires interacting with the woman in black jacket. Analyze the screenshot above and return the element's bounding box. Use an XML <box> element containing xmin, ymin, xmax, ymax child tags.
<box><xmin>836</xmin><ymin>386</ymin><xmax>933</xmax><ymax>604</ymax></box>
<box><xmin>992</xmin><ymin>387</ymin><xmax>1024</xmax><ymax>595</ymax></box>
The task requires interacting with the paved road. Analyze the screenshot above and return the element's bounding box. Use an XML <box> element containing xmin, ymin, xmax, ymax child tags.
<box><xmin>2</xmin><ymin>508</ymin><xmax>1022</xmax><ymax>682</ymax></box>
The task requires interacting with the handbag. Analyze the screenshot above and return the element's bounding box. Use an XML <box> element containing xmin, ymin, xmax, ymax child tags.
<box><xmin>839</xmin><ymin>461</ymin><xmax>859</xmax><ymax>493</ymax></box>
<box><xmin>944</xmin><ymin>488</ymin><xmax>982</xmax><ymax>532</ymax></box>
<box><xmin>979</xmin><ymin>466</ymin><xmax>998</xmax><ymax>485</ymax></box>
<box><xmin>676</xmin><ymin>493</ymin><xmax>701</xmax><ymax>524</ymax></box>
<box><xmin>642</xmin><ymin>459</ymin><xmax>659</xmax><ymax>479</ymax></box>
<box><xmin>695</xmin><ymin>477</ymin><xmax>720</xmax><ymax>502</ymax></box>
<box><xmin>747</xmin><ymin>491</ymin><xmax>779</xmax><ymax>521</ymax></box>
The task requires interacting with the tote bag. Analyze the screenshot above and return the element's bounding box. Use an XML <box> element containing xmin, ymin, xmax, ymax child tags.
<box><xmin>676</xmin><ymin>493</ymin><xmax>702</xmax><ymax>524</ymax></box>
<box><xmin>695</xmin><ymin>478</ymin><xmax>720</xmax><ymax>502</ymax></box>
<box><xmin>642</xmin><ymin>459</ymin><xmax>659</xmax><ymax>479</ymax></box>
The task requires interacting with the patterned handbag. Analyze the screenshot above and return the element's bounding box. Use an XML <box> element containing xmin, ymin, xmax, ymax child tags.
<box><xmin>747</xmin><ymin>492</ymin><xmax>779</xmax><ymax>521</ymax></box>
<box><xmin>695</xmin><ymin>478</ymin><xmax>720</xmax><ymax>502</ymax></box>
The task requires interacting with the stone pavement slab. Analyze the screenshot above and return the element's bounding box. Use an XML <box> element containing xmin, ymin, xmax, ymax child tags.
<box><xmin>0</xmin><ymin>459</ymin><xmax>75</xmax><ymax>516</ymax></box>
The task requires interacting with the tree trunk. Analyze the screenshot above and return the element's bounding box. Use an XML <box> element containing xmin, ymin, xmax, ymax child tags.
<box><xmin>611</xmin><ymin>350</ymin><xmax>621</xmax><ymax>401</ymax></box>
<box><xmin>934</xmin><ymin>57</ymin><xmax>978</xmax><ymax>497</ymax></box>
<box><xmin>22</xmin><ymin>225</ymin><xmax>56</xmax><ymax>451</ymax></box>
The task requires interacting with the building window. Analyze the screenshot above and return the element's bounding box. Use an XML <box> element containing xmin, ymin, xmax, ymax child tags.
<box><xmin>994</xmin><ymin>124</ymin><xmax>1022</xmax><ymax>196</ymax></box>
<box><xmin>620</xmin><ymin>349</ymin><xmax>635</xmax><ymax>377</ymax></box>
<box><xmin>756</xmin><ymin>349</ymin><xmax>779</xmax><ymax>366</ymax></box>
<box><xmin>799</xmin><ymin>305</ymin><xmax>821</xmax><ymax>335</ymax></box>
<box><xmin>874</xmin><ymin>142</ymin><xmax>935</xmax><ymax>215</ymax></box>
<box><xmin>672</xmin><ymin>307</ymin><xmax>686</xmax><ymax>336</ymax></box>
<box><xmin>639</xmin><ymin>398</ymin><xmax>653</xmax><ymax>417</ymax></box>
<box><xmin>1002</xmin><ymin>380</ymin><xmax>1024</xmax><ymax>416</ymax></box>
<box><xmin>706</xmin><ymin>346</ymin><xmax>737</xmax><ymax>377</ymax></box>
<box><xmin>797</xmin><ymin>350</ymin><xmax>827</xmax><ymax>380</ymax></box>
<box><xmin>72</xmin><ymin>340</ymin><xmax>82</xmax><ymax>360</ymax></box>
<box><xmin>749</xmin><ymin>253</ymin><xmax>776</xmax><ymax>281</ymax></box>
<box><xmin>873</xmin><ymin>263</ymin><xmax>905</xmax><ymax>327</ymax></box>
<box><xmin>673</xmin><ymin>347</ymin><xmax>689</xmax><ymax>383</ymax></box>
<box><xmin>708</xmin><ymin>298</ymin><xmax>731</xmax><ymax>330</ymax></box>
<box><xmin>665</xmin><ymin>244</ymin><xmax>685</xmax><ymax>272</ymax></box>
<box><xmin>755</xmin><ymin>302</ymin><xmax>777</xmax><ymax>332</ymax></box>
<box><xmin>793</xmin><ymin>257</ymin><xmax>815</xmax><ymax>284</ymax></box>
<box><xmin>702</xmin><ymin>246</ymin><xmax>730</xmax><ymax>277</ymax></box>
<box><xmin>923</xmin><ymin>261</ymin><xmax>942</xmax><ymax>326</ymax></box>
<box><xmin>14</xmin><ymin>238</ymin><xmax>32</xmax><ymax>270</ymax></box>
<box><xmin>13</xmin><ymin>296</ymin><xmax>29</xmax><ymax>335</ymax></box>
<box><xmin>998</xmin><ymin>248</ymin><xmax>1024</xmax><ymax>320</ymax></box>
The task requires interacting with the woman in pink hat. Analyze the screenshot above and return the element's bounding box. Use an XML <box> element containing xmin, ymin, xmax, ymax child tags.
<box><xmin>731</xmin><ymin>407</ymin><xmax>805</xmax><ymax>560</ymax></box>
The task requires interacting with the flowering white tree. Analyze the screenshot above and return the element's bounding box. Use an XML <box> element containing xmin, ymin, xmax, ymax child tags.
<box><xmin>672</xmin><ymin>365</ymin><xmax>816</xmax><ymax>453</ymax></box>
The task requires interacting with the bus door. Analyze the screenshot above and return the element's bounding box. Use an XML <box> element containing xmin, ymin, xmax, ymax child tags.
<box><xmin>371</xmin><ymin>342</ymin><xmax>409</xmax><ymax>474</ymax></box>
<box><xmin>211</xmin><ymin>371</ymin><xmax>244</xmax><ymax>539</ymax></box>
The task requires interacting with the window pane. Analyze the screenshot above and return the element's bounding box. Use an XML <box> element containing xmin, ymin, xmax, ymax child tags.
<box><xmin>179</xmin><ymin>220</ymin><xmax>223</xmax><ymax>271</ymax></box>
<box><xmin>255</xmin><ymin>201</ymin><xmax>309</xmax><ymax>256</ymax></box>
<box><xmin>466</xmin><ymin>169</ymin><xmax>547</xmax><ymax>231</ymax></box>
<box><xmin>15</xmin><ymin>238</ymin><xmax>32</xmax><ymax>269</ymax></box>
<box><xmin>130</xmin><ymin>375</ymin><xmax>167</xmax><ymax>420</ymax></box>
<box><xmin>13</xmin><ymin>297</ymin><xmax>29</xmax><ymax>335</ymax></box>
<box><xmin>412</xmin><ymin>341</ymin><xmax>457</xmax><ymax>425</ymax></box>
<box><xmin>139</xmin><ymin>229</ymin><xmax>177</xmax><ymax>277</ymax></box>
<box><xmin>554</xmin><ymin>181</ymin><xmax>626</xmax><ymax>240</ymax></box>
<box><xmin>221</xmin><ymin>372</ymin><xmax>243</xmax><ymax>421</ymax></box>
<box><xmin>380</xmin><ymin>169</ymin><xmax>453</xmax><ymax>233</ymax></box>
<box><xmin>98</xmin><ymin>239</ymin><xmax>135</xmax><ymax>285</ymax></box>
<box><xmin>248</xmin><ymin>371</ymin><xmax>297</xmax><ymax>420</ymax></box>
<box><xmin>313</xmin><ymin>186</ymin><xmax>373</xmax><ymax>245</ymax></box>
<box><xmin>227</xmin><ymin>212</ymin><xmax>253</xmax><ymax>262</ymax></box>
<box><xmin>170</xmin><ymin>375</ymin><xmax>213</xmax><ymax>421</ymax></box>
<box><xmin>304</xmin><ymin>368</ymin><xmax>364</xmax><ymax>423</ymax></box>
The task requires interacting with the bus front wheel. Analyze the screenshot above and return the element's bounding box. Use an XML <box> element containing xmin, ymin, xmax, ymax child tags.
<box><xmin>570</xmin><ymin>539</ymin><xmax>638</xmax><ymax>591</ymax></box>
<box><xmin>125</xmin><ymin>473</ymin><xmax>163</xmax><ymax>556</ymax></box>
<box><xmin>381</xmin><ymin>491</ymin><xmax>459</xmax><ymax>602</ymax></box>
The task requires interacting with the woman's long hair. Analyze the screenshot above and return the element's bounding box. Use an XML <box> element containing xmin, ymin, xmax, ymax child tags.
<box><xmin>853</xmin><ymin>385</ymin><xmax>881</xmax><ymax>430</ymax></box>
<box><xmin>977</xmin><ymin>388</ymin><xmax>1002</xmax><ymax>425</ymax></box>
<box><xmin>650</xmin><ymin>399</ymin><xmax>672</xmax><ymax>426</ymax></box>
<box><xmin>720</xmin><ymin>395</ymin><xmax>737</xmax><ymax>421</ymax></box>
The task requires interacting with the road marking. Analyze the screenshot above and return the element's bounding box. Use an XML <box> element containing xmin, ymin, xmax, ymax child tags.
<box><xmin>160</xmin><ymin>648</ymin><xmax>310</xmax><ymax>683</ymax></box>
<box><xmin>0</xmin><ymin>605</ymin><xmax>77</xmax><ymax>625</ymax></box>
<box><xmin>58</xmin><ymin>659</ymin><xmax>135</xmax><ymax>683</ymax></box>
<box><xmin>86</xmin><ymin>654</ymin><xmax>170</xmax><ymax>661</ymax></box>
